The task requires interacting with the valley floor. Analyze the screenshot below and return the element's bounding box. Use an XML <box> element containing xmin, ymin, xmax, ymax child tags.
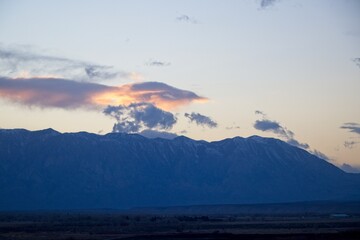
<box><xmin>0</xmin><ymin>212</ymin><xmax>359</xmax><ymax>240</ymax></box>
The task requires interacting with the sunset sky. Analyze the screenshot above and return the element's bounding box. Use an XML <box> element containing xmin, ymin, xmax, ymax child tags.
<box><xmin>0</xmin><ymin>0</ymin><xmax>359</xmax><ymax>169</ymax></box>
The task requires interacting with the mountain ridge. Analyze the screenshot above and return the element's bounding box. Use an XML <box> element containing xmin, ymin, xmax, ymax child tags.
<box><xmin>0</xmin><ymin>128</ymin><xmax>359</xmax><ymax>210</ymax></box>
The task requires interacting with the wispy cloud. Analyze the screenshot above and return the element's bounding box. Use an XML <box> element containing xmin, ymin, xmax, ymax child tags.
<box><xmin>103</xmin><ymin>102</ymin><xmax>177</xmax><ymax>133</ymax></box>
<box><xmin>176</xmin><ymin>14</ymin><xmax>198</xmax><ymax>24</ymax></box>
<box><xmin>184</xmin><ymin>112</ymin><xmax>218</xmax><ymax>128</ymax></box>
<box><xmin>146</xmin><ymin>60</ymin><xmax>171</xmax><ymax>67</ymax></box>
<box><xmin>311</xmin><ymin>149</ymin><xmax>331</xmax><ymax>162</ymax></box>
<box><xmin>353</xmin><ymin>58</ymin><xmax>360</xmax><ymax>69</ymax></box>
<box><xmin>253</xmin><ymin>111</ymin><xmax>309</xmax><ymax>149</ymax></box>
<box><xmin>0</xmin><ymin>77</ymin><xmax>206</xmax><ymax>110</ymax></box>
<box><xmin>340</xmin><ymin>123</ymin><xmax>360</xmax><ymax>150</ymax></box>
<box><xmin>259</xmin><ymin>0</ymin><xmax>279</xmax><ymax>9</ymax></box>
<box><xmin>226</xmin><ymin>125</ymin><xmax>240</xmax><ymax>130</ymax></box>
<box><xmin>344</xmin><ymin>141</ymin><xmax>359</xmax><ymax>149</ymax></box>
<box><xmin>340</xmin><ymin>163</ymin><xmax>360</xmax><ymax>173</ymax></box>
<box><xmin>340</xmin><ymin>122</ymin><xmax>360</xmax><ymax>135</ymax></box>
<box><xmin>0</xmin><ymin>45</ymin><xmax>137</xmax><ymax>81</ymax></box>
<box><xmin>255</xmin><ymin>110</ymin><xmax>266</xmax><ymax>116</ymax></box>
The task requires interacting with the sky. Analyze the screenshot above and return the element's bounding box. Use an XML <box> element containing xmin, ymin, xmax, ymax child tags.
<box><xmin>0</xmin><ymin>0</ymin><xmax>359</xmax><ymax>169</ymax></box>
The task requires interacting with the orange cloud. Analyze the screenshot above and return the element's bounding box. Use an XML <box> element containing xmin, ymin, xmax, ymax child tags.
<box><xmin>93</xmin><ymin>82</ymin><xmax>206</xmax><ymax>110</ymax></box>
<box><xmin>0</xmin><ymin>77</ymin><xmax>206</xmax><ymax>110</ymax></box>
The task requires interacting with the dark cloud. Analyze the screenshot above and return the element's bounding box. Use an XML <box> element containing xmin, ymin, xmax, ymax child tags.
<box><xmin>286</xmin><ymin>138</ymin><xmax>310</xmax><ymax>149</ymax></box>
<box><xmin>259</xmin><ymin>0</ymin><xmax>278</xmax><ymax>9</ymax></box>
<box><xmin>353</xmin><ymin>58</ymin><xmax>360</xmax><ymax>68</ymax></box>
<box><xmin>113</xmin><ymin>122</ymin><xmax>140</xmax><ymax>133</ymax></box>
<box><xmin>340</xmin><ymin>122</ymin><xmax>360</xmax><ymax>135</ymax></box>
<box><xmin>0</xmin><ymin>45</ymin><xmax>131</xmax><ymax>81</ymax></box>
<box><xmin>176</xmin><ymin>15</ymin><xmax>198</xmax><ymax>24</ymax></box>
<box><xmin>104</xmin><ymin>103</ymin><xmax>177</xmax><ymax>134</ymax></box>
<box><xmin>146</xmin><ymin>60</ymin><xmax>171</xmax><ymax>67</ymax></box>
<box><xmin>0</xmin><ymin>77</ymin><xmax>205</xmax><ymax>110</ymax></box>
<box><xmin>254</xmin><ymin>111</ymin><xmax>309</xmax><ymax>149</ymax></box>
<box><xmin>254</xmin><ymin>119</ymin><xmax>286</xmax><ymax>136</ymax></box>
<box><xmin>139</xmin><ymin>129</ymin><xmax>178</xmax><ymax>139</ymax></box>
<box><xmin>0</xmin><ymin>76</ymin><xmax>110</xmax><ymax>109</ymax></box>
<box><xmin>344</xmin><ymin>141</ymin><xmax>359</xmax><ymax>149</ymax></box>
<box><xmin>184</xmin><ymin>112</ymin><xmax>218</xmax><ymax>128</ymax></box>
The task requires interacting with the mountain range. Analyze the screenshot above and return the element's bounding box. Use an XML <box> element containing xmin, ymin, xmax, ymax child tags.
<box><xmin>0</xmin><ymin>128</ymin><xmax>359</xmax><ymax>210</ymax></box>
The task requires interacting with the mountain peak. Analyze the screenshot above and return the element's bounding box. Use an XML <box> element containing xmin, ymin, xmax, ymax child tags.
<box><xmin>34</xmin><ymin>128</ymin><xmax>60</xmax><ymax>135</ymax></box>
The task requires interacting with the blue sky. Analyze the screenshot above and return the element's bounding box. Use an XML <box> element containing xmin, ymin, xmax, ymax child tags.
<box><xmin>0</xmin><ymin>0</ymin><xmax>359</xmax><ymax>168</ymax></box>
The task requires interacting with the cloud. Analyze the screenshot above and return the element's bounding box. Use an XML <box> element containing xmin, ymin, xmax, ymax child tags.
<box><xmin>255</xmin><ymin>110</ymin><xmax>266</xmax><ymax>116</ymax></box>
<box><xmin>0</xmin><ymin>76</ymin><xmax>110</xmax><ymax>109</ymax></box>
<box><xmin>0</xmin><ymin>45</ymin><xmax>135</xmax><ymax>81</ymax></box>
<box><xmin>84</xmin><ymin>65</ymin><xmax>119</xmax><ymax>80</ymax></box>
<box><xmin>259</xmin><ymin>0</ymin><xmax>278</xmax><ymax>9</ymax></box>
<box><xmin>286</xmin><ymin>138</ymin><xmax>310</xmax><ymax>149</ymax></box>
<box><xmin>253</xmin><ymin>111</ymin><xmax>309</xmax><ymax>149</ymax></box>
<box><xmin>311</xmin><ymin>150</ymin><xmax>331</xmax><ymax>162</ymax></box>
<box><xmin>139</xmin><ymin>129</ymin><xmax>178</xmax><ymax>139</ymax></box>
<box><xmin>226</xmin><ymin>126</ymin><xmax>240</xmax><ymax>130</ymax></box>
<box><xmin>353</xmin><ymin>58</ymin><xmax>360</xmax><ymax>69</ymax></box>
<box><xmin>146</xmin><ymin>60</ymin><xmax>171</xmax><ymax>67</ymax></box>
<box><xmin>184</xmin><ymin>112</ymin><xmax>218</xmax><ymax>128</ymax></box>
<box><xmin>340</xmin><ymin>122</ymin><xmax>360</xmax><ymax>135</ymax></box>
<box><xmin>340</xmin><ymin>123</ymin><xmax>360</xmax><ymax>150</ymax></box>
<box><xmin>0</xmin><ymin>77</ymin><xmax>205</xmax><ymax>110</ymax></box>
<box><xmin>340</xmin><ymin>163</ymin><xmax>360</xmax><ymax>173</ymax></box>
<box><xmin>344</xmin><ymin>141</ymin><xmax>359</xmax><ymax>149</ymax></box>
<box><xmin>254</xmin><ymin>119</ymin><xmax>287</xmax><ymax>136</ymax></box>
<box><xmin>103</xmin><ymin>103</ymin><xmax>177</xmax><ymax>133</ymax></box>
<box><xmin>176</xmin><ymin>15</ymin><xmax>198</xmax><ymax>24</ymax></box>
<box><xmin>124</xmin><ymin>82</ymin><xmax>207</xmax><ymax>110</ymax></box>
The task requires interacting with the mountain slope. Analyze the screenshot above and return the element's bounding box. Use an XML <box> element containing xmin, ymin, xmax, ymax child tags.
<box><xmin>0</xmin><ymin>129</ymin><xmax>359</xmax><ymax>210</ymax></box>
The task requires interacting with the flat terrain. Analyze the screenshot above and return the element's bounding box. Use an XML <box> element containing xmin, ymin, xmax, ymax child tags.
<box><xmin>0</xmin><ymin>212</ymin><xmax>359</xmax><ymax>240</ymax></box>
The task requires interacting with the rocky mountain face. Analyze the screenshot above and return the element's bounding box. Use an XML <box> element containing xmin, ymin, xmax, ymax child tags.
<box><xmin>0</xmin><ymin>128</ymin><xmax>359</xmax><ymax>210</ymax></box>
